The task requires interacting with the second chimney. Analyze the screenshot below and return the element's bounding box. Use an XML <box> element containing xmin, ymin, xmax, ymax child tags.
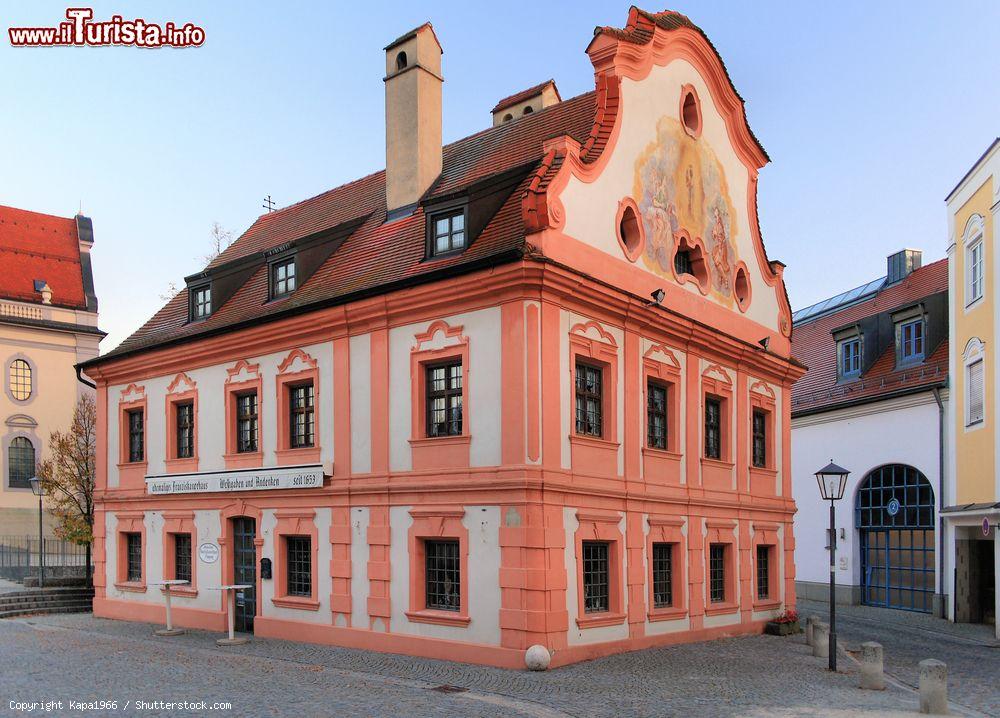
<box><xmin>384</xmin><ymin>23</ymin><xmax>443</xmax><ymax>217</ymax></box>
<box><xmin>886</xmin><ymin>248</ymin><xmax>922</xmax><ymax>285</ymax></box>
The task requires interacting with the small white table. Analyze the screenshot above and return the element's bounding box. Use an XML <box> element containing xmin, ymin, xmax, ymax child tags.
<box><xmin>210</xmin><ymin>584</ymin><xmax>252</xmax><ymax>646</ymax></box>
<box><xmin>150</xmin><ymin>580</ymin><xmax>190</xmax><ymax>637</ymax></box>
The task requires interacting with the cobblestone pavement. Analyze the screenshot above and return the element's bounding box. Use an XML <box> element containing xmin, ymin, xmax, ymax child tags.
<box><xmin>0</xmin><ymin>611</ymin><xmax>979</xmax><ymax>718</ymax></box>
<box><xmin>799</xmin><ymin>598</ymin><xmax>999</xmax><ymax>717</ymax></box>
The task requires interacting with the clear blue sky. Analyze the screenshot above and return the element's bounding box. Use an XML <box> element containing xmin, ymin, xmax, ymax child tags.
<box><xmin>3</xmin><ymin>1</ymin><xmax>998</xmax><ymax>350</ymax></box>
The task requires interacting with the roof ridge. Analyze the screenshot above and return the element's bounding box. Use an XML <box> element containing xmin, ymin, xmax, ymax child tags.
<box><xmin>0</xmin><ymin>204</ymin><xmax>79</xmax><ymax>224</ymax></box>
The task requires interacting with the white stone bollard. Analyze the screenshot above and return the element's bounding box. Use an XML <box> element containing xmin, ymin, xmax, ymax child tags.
<box><xmin>805</xmin><ymin>615</ymin><xmax>820</xmax><ymax>647</ymax></box>
<box><xmin>812</xmin><ymin>622</ymin><xmax>829</xmax><ymax>659</ymax></box>
<box><xmin>859</xmin><ymin>642</ymin><xmax>885</xmax><ymax>690</ymax></box>
<box><xmin>525</xmin><ymin>644</ymin><xmax>551</xmax><ymax>671</ymax></box>
<box><xmin>918</xmin><ymin>659</ymin><xmax>948</xmax><ymax>714</ymax></box>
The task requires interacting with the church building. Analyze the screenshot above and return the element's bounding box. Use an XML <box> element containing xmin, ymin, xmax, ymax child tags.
<box><xmin>81</xmin><ymin>8</ymin><xmax>802</xmax><ymax>667</ymax></box>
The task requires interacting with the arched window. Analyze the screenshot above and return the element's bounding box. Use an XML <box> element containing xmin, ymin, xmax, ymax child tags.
<box><xmin>8</xmin><ymin>436</ymin><xmax>35</xmax><ymax>489</ymax></box>
<box><xmin>522</xmin><ymin>105</ymin><xmax>534</xmax><ymax>116</ymax></box>
<box><xmin>502</xmin><ymin>113</ymin><xmax>513</xmax><ymax>123</ymax></box>
<box><xmin>9</xmin><ymin>359</ymin><xmax>32</xmax><ymax>401</ymax></box>
<box><xmin>395</xmin><ymin>51</ymin><xmax>408</xmax><ymax>71</ymax></box>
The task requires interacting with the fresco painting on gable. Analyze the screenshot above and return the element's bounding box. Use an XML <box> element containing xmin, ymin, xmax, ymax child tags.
<box><xmin>634</xmin><ymin>116</ymin><xmax>740</xmax><ymax>305</ymax></box>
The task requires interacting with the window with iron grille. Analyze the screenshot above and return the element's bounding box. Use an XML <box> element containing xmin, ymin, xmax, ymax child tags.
<box><xmin>8</xmin><ymin>358</ymin><xmax>32</xmax><ymax>401</ymax></box>
<box><xmin>272</xmin><ymin>258</ymin><xmax>296</xmax><ymax>298</ymax></box>
<box><xmin>756</xmin><ymin>545</ymin><xmax>771</xmax><ymax>600</ymax></box>
<box><xmin>236</xmin><ymin>391</ymin><xmax>259</xmax><ymax>453</ymax></box>
<box><xmin>424</xmin><ymin>539</ymin><xmax>460</xmax><ymax>611</ymax></box>
<box><xmin>582</xmin><ymin>540</ymin><xmax>610</xmax><ymax>613</ymax></box>
<box><xmin>285</xmin><ymin>536</ymin><xmax>311</xmax><ymax>597</ymax></box>
<box><xmin>752</xmin><ymin>409</ymin><xmax>767</xmax><ymax>468</ymax></box>
<box><xmin>126</xmin><ymin>532</ymin><xmax>142</xmax><ymax>582</ymax></box>
<box><xmin>899</xmin><ymin>319</ymin><xmax>924</xmax><ymax>364</ymax></box>
<box><xmin>426</xmin><ymin>361</ymin><xmax>463</xmax><ymax>437</ymax></box>
<box><xmin>840</xmin><ymin>338</ymin><xmax>861</xmax><ymax>379</ymax></box>
<box><xmin>674</xmin><ymin>249</ymin><xmax>693</xmax><ymax>276</ymax></box>
<box><xmin>191</xmin><ymin>285</ymin><xmax>211</xmax><ymax>319</ymax></box>
<box><xmin>575</xmin><ymin>363</ymin><xmax>603</xmax><ymax>437</ymax></box>
<box><xmin>175</xmin><ymin>402</ymin><xmax>195</xmax><ymax>459</ymax></box>
<box><xmin>709</xmin><ymin>543</ymin><xmax>726</xmax><ymax>603</ymax></box>
<box><xmin>127</xmin><ymin>409</ymin><xmax>144</xmax><ymax>463</ymax></box>
<box><xmin>704</xmin><ymin>397</ymin><xmax>721</xmax><ymax>460</ymax></box>
<box><xmin>7</xmin><ymin>436</ymin><xmax>34</xmax><ymax>489</ymax></box>
<box><xmin>652</xmin><ymin>543</ymin><xmax>673</xmax><ymax>608</ymax></box>
<box><xmin>430</xmin><ymin>210</ymin><xmax>466</xmax><ymax>256</ymax></box>
<box><xmin>647</xmin><ymin>381</ymin><xmax>668</xmax><ymax>449</ymax></box>
<box><xmin>174</xmin><ymin>533</ymin><xmax>192</xmax><ymax>584</ymax></box>
<box><xmin>289</xmin><ymin>383</ymin><xmax>315</xmax><ymax>448</ymax></box>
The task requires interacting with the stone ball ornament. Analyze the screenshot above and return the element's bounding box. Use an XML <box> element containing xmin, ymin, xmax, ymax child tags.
<box><xmin>524</xmin><ymin>644</ymin><xmax>551</xmax><ymax>671</ymax></box>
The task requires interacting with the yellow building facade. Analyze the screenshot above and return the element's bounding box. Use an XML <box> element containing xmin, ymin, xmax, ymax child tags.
<box><xmin>944</xmin><ymin>138</ymin><xmax>1000</xmax><ymax>636</ymax></box>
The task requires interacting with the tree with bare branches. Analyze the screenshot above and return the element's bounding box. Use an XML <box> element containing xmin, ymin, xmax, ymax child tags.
<box><xmin>36</xmin><ymin>395</ymin><xmax>97</xmax><ymax>586</ymax></box>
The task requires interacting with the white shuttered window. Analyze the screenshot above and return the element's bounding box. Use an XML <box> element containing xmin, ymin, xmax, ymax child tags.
<box><xmin>968</xmin><ymin>359</ymin><xmax>984</xmax><ymax>425</ymax></box>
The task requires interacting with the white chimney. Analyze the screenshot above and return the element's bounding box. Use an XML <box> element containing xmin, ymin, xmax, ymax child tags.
<box><xmin>384</xmin><ymin>23</ymin><xmax>443</xmax><ymax>217</ymax></box>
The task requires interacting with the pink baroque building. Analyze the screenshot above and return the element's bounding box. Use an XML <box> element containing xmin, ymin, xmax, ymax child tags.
<box><xmin>80</xmin><ymin>8</ymin><xmax>804</xmax><ymax>668</ymax></box>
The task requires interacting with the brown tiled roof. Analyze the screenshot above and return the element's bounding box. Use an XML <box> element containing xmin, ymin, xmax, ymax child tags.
<box><xmin>791</xmin><ymin>259</ymin><xmax>949</xmax><ymax>415</ymax></box>
<box><xmin>491</xmin><ymin>80</ymin><xmax>560</xmax><ymax>114</ymax></box>
<box><xmin>0</xmin><ymin>205</ymin><xmax>87</xmax><ymax>310</ymax></box>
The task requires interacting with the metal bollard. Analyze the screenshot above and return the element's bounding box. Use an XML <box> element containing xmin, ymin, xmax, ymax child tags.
<box><xmin>812</xmin><ymin>621</ymin><xmax>829</xmax><ymax>659</ymax></box>
<box><xmin>918</xmin><ymin>659</ymin><xmax>948</xmax><ymax>714</ymax></box>
<box><xmin>805</xmin><ymin>615</ymin><xmax>820</xmax><ymax>647</ymax></box>
<box><xmin>859</xmin><ymin>642</ymin><xmax>885</xmax><ymax>690</ymax></box>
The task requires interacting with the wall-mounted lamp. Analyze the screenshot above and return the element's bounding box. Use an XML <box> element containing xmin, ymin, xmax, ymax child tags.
<box><xmin>758</xmin><ymin>336</ymin><xmax>770</xmax><ymax>351</ymax></box>
<box><xmin>650</xmin><ymin>288</ymin><xmax>665</xmax><ymax>305</ymax></box>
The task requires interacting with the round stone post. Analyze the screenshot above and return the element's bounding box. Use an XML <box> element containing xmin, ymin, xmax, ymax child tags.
<box><xmin>812</xmin><ymin>621</ymin><xmax>829</xmax><ymax>659</ymax></box>
<box><xmin>918</xmin><ymin>659</ymin><xmax>948</xmax><ymax>714</ymax></box>
<box><xmin>859</xmin><ymin>642</ymin><xmax>885</xmax><ymax>690</ymax></box>
<box><xmin>805</xmin><ymin>615</ymin><xmax>819</xmax><ymax>647</ymax></box>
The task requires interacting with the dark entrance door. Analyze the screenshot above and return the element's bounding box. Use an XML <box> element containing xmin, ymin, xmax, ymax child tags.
<box><xmin>232</xmin><ymin>517</ymin><xmax>256</xmax><ymax>633</ymax></box>
<box><xmin>856</xmin><ymin>464</ymin><xmax>935</xmax><ymax>612</ymax></box>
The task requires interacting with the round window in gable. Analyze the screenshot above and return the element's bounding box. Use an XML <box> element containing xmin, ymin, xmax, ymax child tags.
<box><xmin>734</xmin><ymin>263</ymin><xmax>751</xmax><ymax>312</ymax></box>
<box><xmin>615</xmin><ymin>198</ymin><xmax>645</xmax><ymax>262</ymax></box>
<box><xmin>396</xmin><ymin>51</ymin><xmax>408</xmax><ymax>71</ymax></box>
<box><xmin>680</xmin><ymin>85</ymin><xmax>702</xmax><ymax>138</ymax></box>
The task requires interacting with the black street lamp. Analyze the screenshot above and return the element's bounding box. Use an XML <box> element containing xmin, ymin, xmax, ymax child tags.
<box><xmin>815</xmin><ymin>460</ymin><xmax>849</xmax><ymax>672</ymax></box>
<box><xmin>28</xmin><ymin>477</ymin><xmax>45</xmax><ymax>589</ymax></box>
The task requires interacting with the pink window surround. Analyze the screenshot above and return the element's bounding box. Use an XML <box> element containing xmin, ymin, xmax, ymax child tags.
<box><xmin>615</xmin><ymin>197</ymin><xmax>646</xmax><ymax>263</ymax></box>
<box><xmin>574</xmin><ymin>510</ymin><xmax>625</xmax><ymax>629</ymax></box>
<box><xmin>162</xmin><ymin>510</ymin><xmax>198</xmax><ymax>596</ymax></box>
<box><xmin>679</xmin><ymin>83</ymin><xmax>703</xmax><ymax>139</ymax></box>
<box><xmin>704</xmin><ymin>520</ymin><xmax>738</xmax><ymax>616</ymax></box>
<box><xmin>701</xmin><ymin>365</ymin><xmax>735</xmax><ymax>491</ymax></box>
<box><xmin>114</xmin><ymin>510</ymin><xmax>146</xmax><ymax>593</ymax></box>
<box><xmin>272</xmin><ymin>508</ymin><xmax>320</xmax><ymax>610</ymax></box>
<box><xmin>223</xmin><ymin>360</ymin><xmax>263</xmax><ymax>470</ymax></box>
<box><xmin>642</xmin><ymin>346</ymin><xmax>682</xmax><ymax>485</ymax></box>
<box><xmin>752</xmin><ymin>522</ymin><xmax>781</xmax><ymax>611</ymax></box>
<box><xmin>733</xmin><ymin>261</ymin><xmax>752</xmax><ymax>313</ymax></box>
<box><xmin>408</xmin><ymin>321</ymin><xmax>472</xmax><ymax>470</ymax></box>
<box><xmin>164</xmin><ymin>373</ymin><xmax>198</xmax><ymax>474</ymax></box>
<box><xmin>116</xmin><ymin>384</ymin><xmax>147</xmax><ymax>489</ymax></box>
<box><xmin>405</xmin><ymin>507</ymin><xmax>470</xmax><ymax>627</ymax></box>
<box><xmin>749</xmin><ymin>381</ymin><xmax>778</xmax><ymax>495</ymax></box>
<box><xmin>670</xmin><ymin>230</ymin><xmax>710</xmax><ymax>295</ymax></box>
<box><xmin>569</xmin><ymin>322</ymin><xmax>620</xmax><ymax>477</ymax></box>
<box><xmin>275</xmin><ymin>349</ymin><xmax>321</xmax><ymax>466</ymax></box>
<box><xmin>646</xmin><ymin>516</ymin><xmax>687</xmax><ymax>621</ymax></box>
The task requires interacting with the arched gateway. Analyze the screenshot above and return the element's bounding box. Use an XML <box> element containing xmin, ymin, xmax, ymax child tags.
<box><xmin>855</xmin><ymin>464</ymin><xmax>935</xmax><ymax>612</ymax></box>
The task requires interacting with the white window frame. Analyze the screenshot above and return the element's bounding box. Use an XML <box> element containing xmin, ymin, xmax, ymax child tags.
<box><xmin>963</xmin><ymin>214</ymin><xmax>985</xmax><ymax>309</ymax></box>
<box><xmin>963</xmin><ymin>337</ymin><xmax>986</xmax><ymax>429</ymax></box>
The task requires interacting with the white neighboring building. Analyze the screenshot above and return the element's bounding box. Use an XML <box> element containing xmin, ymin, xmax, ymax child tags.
<box><xmin>791</xmin><ymin>251</ymin><xmax>949</xmax><ymax>615</ymax></box>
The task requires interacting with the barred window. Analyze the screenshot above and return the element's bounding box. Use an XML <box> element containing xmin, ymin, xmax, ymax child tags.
<box><xmin>126</xmin><ymin>532</ymin><xmax>142</xmax><ymax>582</ymax></box>
<box><xmin>575</xmin><ymin>363</ymin><xmax>603</xmax><ymax>437</ymax></box>
<box><xmin>426</xmin><ymin>361</ymin><xmax>462</xmax><ymax>437</ymax></box>
<box><xmin>704</xmin><ymin>396</ymin><xmax>722</xmax><ymax>460</ymax></box>
<box><xmin>430</xmin><ymin>210</ymin><xmax>466</xmax><ymax>256</ymax></box>
<box><xmin>236</xmin><ymin>391</ymin><xmax>259</xmax><ymax>453</ymax></box>
<box><xmin>127</xmin><ymin>409</ymin><xmax>144</xmax><ymax>463</ymax></box>
<box><xmin>674</xmin><ymin>249</ymin><xmax>692</xmax><ymax>277</ymax></box>
<box><xmin>425</xmin><ymin>539</ymin><xmax>460</xmax><ymax>611</ymax></box>
<box><xmin>652</xmin><ymin>543</ymin><xmax>673</xmax><ymax>608</ymax></box>
<box><xmin>8</xmin><ymin>359</ymin><xmax>32</xmax><ymax>401</ymax></box>
<box><xmin>7</xmin><ymin>436</ymin><xmax>35</xmax><ymax>489</ymax></box>
<box><xmin>756</xmin><ymin>545</ymin><xmax>770</xmax><ymax>600</ymax></box>
<box><xmin>175</xmin><ymin>402</ymin><xmax>195</xmax><ymax>459</ymax></box>
<box><xmin>174</xmin><ymin>533</ymin><xmax>192</xmax><ymax>584</ymax></box>
<box><xmin>289</xmin><ymin>383</ymin><xmax>315</xmax><ymax>448</ymax></box>
<box><xmin>286</xmin><ymin>536</ymin><xmax>311</xmax><ymax>597</ymax></box>
<box><xmin>752</xmin><ymin>409</ymin><xmax>767</xmax><ymax>469</ymax></box>
<box><xmin>709</xmin><ymin>543</ymin><xmax>726</xmax><ymax>603</ymax></box>
<box><xmin>647</xmin><ymin>381</ymin><xmax>668</xmax><ymax>449</ymax></box>
<box><xmin>582</xmin><ymin>540</ymin><xmax>610</xmax><ymax>613</ymax></box>
<box><xmin>272</xmin><ymin>258</ymin><xmax>296</xmax><ymax>298</ymax></box>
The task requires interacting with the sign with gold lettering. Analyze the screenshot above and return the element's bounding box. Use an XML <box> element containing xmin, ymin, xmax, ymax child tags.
<box><xmin>145</xmin><ymin>465</ymin><xmax>323</xmax><ymax>495</ymax></box>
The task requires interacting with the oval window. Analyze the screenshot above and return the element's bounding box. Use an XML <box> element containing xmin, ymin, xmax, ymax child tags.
<box><xmin>681</xmin><ymin>87</ymin><xmax>701</xmax><ymax>137</ymax></box>
<box><xmin>734</xmin><ymin>265</ymin><xmax>751</xmax><ymax>311</ymax></box>
<box><xmin>8</xmin><ymin>359</ymin><xmax>32</xmax><ymax>401</ymax></box>
<box><xmin>616</xmin><ymin>199</ymin><xmax>644</xmax><ymax>262</ymax></box>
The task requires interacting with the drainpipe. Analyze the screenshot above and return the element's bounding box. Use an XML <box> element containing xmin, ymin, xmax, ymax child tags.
<box><xmin>932</xmin><ymin>385</ymin><xmax>946</xmax><ymax>618</ymax></box>
<box><xmin>75</xmin><ymin>365</ymin><xmax>96</xmax><ymax>389</ymax></box>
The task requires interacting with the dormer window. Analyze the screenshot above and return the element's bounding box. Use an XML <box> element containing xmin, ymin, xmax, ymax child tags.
<box><xmin>839</xmin><ymin>337</ymin><xmax>861</xmax><ymax>380</ymax></box>
<box><xmin>271</xmin><ymin>258</ymin><xmax>296</xmax><ymax>298</ymax></box>
<box><xmin>191</xmin><ymin>285</ymin><xmax>211</xmax><ymax>320</ymax></box>
<box><xmin>429</xmin><ymin>209</ymin><xmax>466</xmax><ymax>256</ymax></box>
<box><xmin>899</xmin><ymin>318</ymin><xmax>925</xmax><ymax>364</ymax></box>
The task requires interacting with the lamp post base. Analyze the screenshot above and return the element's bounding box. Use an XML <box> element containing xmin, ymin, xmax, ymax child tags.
<box><xmin>154</xmin><ymin>628</ymin><xmax>186</xmax><ymax>637</ymax></box>
<box><xmin>216</xmin><ymin>636</ymin><xmax>250</xmax><ymax>646</ymax></box>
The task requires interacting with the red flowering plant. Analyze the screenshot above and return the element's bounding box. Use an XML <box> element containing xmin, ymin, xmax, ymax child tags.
<box><xmin>771</xmin><ymin>609</ymin><xmax>798</xmax><ymax>624</ymax></box>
